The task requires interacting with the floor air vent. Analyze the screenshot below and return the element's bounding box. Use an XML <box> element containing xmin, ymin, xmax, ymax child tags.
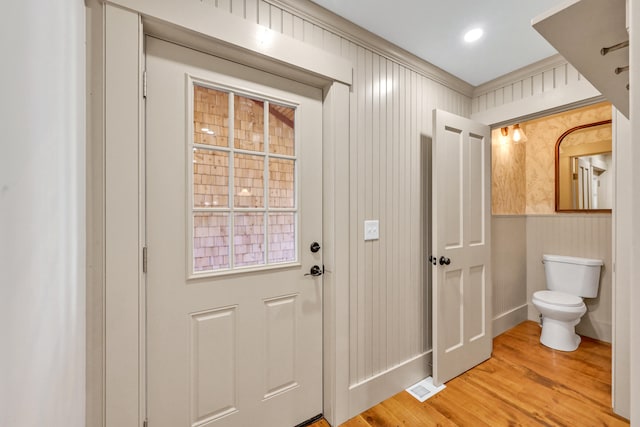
<box><xmin>406</xmin><ymin>377</ymin><xmax>446</xmax><ymax>402</ymax></box>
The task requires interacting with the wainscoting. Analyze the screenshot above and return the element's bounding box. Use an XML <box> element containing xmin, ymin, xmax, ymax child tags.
<box><xmin>492</xmin><ymin>216</ymin><xmax>527</xmax><ymax>336</ymax></box>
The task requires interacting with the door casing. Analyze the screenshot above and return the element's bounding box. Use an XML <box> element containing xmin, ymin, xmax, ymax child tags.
<box><xmin>91</xmin><ymin>4</ymin><xmax>352</xmax><ymax>427</ymax></box>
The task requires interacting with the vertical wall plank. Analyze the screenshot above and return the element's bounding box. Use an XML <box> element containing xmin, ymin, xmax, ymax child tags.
<box><xmin>363</xmin><ymin>48</ymin><xmax>373</xmax><ymax>379</ymax></box>
<box><xmin>292</xmin><ymin>15</ymin><xmax>304</xmax><ymax>41</ymax></box>
<box><xmin>281</xmin><ymin>10</ymin><xmax>293</xmax><ymax>37</ymax></box>
<box><xmin>384</xmin><ymin>57</ymin><xmax>394</xmax><ymax>368</ymax></box>
<box><xmin>494</xmin><ymin>87</ymin><xmax>504</xmax><ymax>107</ymax></box>
<box><xmin>269</xmin><ymin>5</ymin><xmax>282</xmax><ymax>32</ymax></box>
<box><xmin>230</xmin><ymin>0</ymin><xmax>244</xmax><ymax>18</ymax></box>
<box><xmin>257</xmin><ymin>0</ymin><xmax>270</xmax><ymax>27</ymax></box>
<box><xmin>217</xmin><ymin>0</ymin><xmax>231</xmax><ymax>13</ymax></box>
<box><xmin>245</xmin><ymin>0</ymin><xmax>257</xmax><ymax>23</ymax></box>
<box><xmin>312</xmin><ymin>24</ymin><xmax>324</xmax><ymax>48</ymax></box>
<box><xmin>503</xmin><ymin>85</ymin><xmax>513</xmax><ymax>105</ymax></box>
<box><xmin>543</xmin><ymin>69</ymin><xmax>554</xmax><ymax>92</ymax></box>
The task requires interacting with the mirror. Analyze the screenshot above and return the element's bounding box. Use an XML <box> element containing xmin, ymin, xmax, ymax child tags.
<box><xmin>555</xmin><ymin>120</ymin><xmax>612</xmax><ymax>212</ymax></box>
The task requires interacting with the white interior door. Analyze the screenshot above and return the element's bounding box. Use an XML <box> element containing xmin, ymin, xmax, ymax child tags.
<box><xmin>145</xmin><ymin>36</ymin><xmax>323</xmax><ymax>427</ymax></box>
<box><xmin>431</xmin><ymin>109</ymin><xmax>492</xmax><ymax>386</ymax></box>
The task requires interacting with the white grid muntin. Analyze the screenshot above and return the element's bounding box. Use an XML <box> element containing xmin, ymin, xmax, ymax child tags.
<box><xmin>186</xmin><ymin>75</ymin><xmax>301</xmax><ymax>279</ymax></box>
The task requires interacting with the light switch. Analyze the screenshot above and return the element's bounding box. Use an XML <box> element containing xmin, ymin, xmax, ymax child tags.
<box><xmin>364</xmin><ymin>220</ymin><xmax>379</xmax><ymax>241</ymax></box>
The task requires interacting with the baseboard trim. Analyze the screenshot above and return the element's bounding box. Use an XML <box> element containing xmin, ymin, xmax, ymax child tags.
<box><xmin>348</xmin><ymin>351</ymin><xmax>432</xmax><ymax>419</ymax></box>
<box><xmin>577</xmin><ymin>319</ymin><xmax>612</xmax><ymax>343</ymax></box>
<box><xmin>493</xmin><ymin>304</ymin><xmax>529</xmax><ymax>337</ymax></box>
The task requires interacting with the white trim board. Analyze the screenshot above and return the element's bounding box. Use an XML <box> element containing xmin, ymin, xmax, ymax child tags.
<box><xmin>493</xmin><ymin>304</ymin><xmax>528</xmax><ymax>338</ymax></box>
<box><xmin>108</xmin><ymin>0</ymin><xmax>352</xmax><ymax>86</ymax></box>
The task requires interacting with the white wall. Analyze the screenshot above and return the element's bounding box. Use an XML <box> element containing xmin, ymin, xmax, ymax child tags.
<box><xmin>0</xmin><ymin>2</ymin><xmax>85</xmax><ymax>426</ymax></box>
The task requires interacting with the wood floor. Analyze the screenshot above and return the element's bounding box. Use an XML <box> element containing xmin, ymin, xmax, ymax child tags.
<box><xmin>311</xmin><ymin>321</ymin><xmax>629</xmax><ymax>427</ymax></box>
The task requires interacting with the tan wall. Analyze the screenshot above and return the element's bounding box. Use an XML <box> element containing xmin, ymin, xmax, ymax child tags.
<box><xmin>492</xmin><ymin>129</ymin><xmax>526</xmax><ymax>214</ymax></box>
<box><xmin>492</xmin><ymin>101</ymin><xmax>612</xmax><ymax>215</ymax></box>
<box><xmin>523</xmin><ymin>102</ymin><xmax>612</xmax><ymax>214</ymax></box>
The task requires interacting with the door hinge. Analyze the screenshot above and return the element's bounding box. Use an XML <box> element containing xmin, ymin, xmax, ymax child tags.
<box><xmin>143</xmin><ymin>70</ymin><xmax>147</xmax><ymax>98</ymax></box>
<box><xmin>143</xmin><ymin>418</ymin><xmax>148</xmax><ymax>427</ymax></box>
<box><xmin>143</xmin><ymin>246</ymin><xmax>148</xmax><ymax>273</ymax></box>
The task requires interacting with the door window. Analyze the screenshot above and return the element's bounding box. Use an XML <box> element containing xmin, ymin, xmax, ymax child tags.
<box><xmin>191</xmin><ymin>84</ymin><xmax>297</xmax><ymax>275</ymax></box>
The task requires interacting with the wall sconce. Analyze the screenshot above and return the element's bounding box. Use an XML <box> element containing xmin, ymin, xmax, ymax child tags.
<box><xmin>512</xmin><ymin>124</ymin><xmax>527</xmax><ymax>143</ymax></box>
<box><xmin>499</xmin><ymin>127</ymin><xmax>509</xmax><ymax>145</ymax></box>
<box><xmin>497</xmin><ymin>124</ymin><xmax>527</xmax><ymax>145</ymax></box>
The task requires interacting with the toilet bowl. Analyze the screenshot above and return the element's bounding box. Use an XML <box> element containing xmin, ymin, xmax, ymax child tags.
<box><xmin>531</xmin><ymin>254</ymin><xmax>602</xmax><ymax>352</ymax></box>
<box><xmin>532</xmin><ymin>290</ymin><xmax>586</xmax><ymax>351</ymax></box>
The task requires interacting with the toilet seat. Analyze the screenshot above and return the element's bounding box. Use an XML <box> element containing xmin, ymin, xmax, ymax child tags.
<box><xmin>533</xmin><ymin>290</ymin><xmax>582</xmax><ymax>307</ymax></box>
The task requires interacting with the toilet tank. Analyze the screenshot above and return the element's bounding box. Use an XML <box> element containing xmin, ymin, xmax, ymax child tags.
<box><xmin>542</xmin><ymin>254</ymin><xmax>603</xmax><ymax>298</ymax></box>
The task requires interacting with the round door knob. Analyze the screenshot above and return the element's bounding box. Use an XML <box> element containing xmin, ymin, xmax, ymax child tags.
<box><xmin>439</xmin><ymin>256</ymin><xmax>451</xmax><ymax>266</ymax></box>
<box><xmin>310</xmin><ymin>242</ymin><xmax>321</xmax><ymax>253</ymax></box>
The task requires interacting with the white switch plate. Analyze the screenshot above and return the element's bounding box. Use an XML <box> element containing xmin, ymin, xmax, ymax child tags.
<box><xmin>364</xmin><ymin>220</ymin><xmax>379</xmax><ymax>241</ymax></box>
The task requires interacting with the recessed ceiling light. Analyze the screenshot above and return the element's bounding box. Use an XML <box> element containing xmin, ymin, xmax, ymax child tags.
<box><xmin>464</xmin><ymin>28</ymin><xmax>483</xmax><ymax>43</ymax></box>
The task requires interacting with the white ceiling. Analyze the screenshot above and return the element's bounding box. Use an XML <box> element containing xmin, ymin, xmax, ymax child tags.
<box><xmin>310</xmin><ymin>0</ymin><xmax>569</xmax><ymax>86</ymax></box>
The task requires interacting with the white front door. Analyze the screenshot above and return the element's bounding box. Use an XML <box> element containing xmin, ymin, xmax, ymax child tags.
<box><xmin>145</xmin><ymin>37</ymin><xmax>323</xmax><ymax>427</ymax></box>
<box><xmin>431</xmin><ymin>109</ymin><xmax>492</xmax><ymax>385</ymax></box>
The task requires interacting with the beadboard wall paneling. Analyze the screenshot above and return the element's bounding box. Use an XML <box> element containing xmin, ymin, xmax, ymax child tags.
<box><xmin>470</xmin><ymin>55</ymin><xmax>603</xmax><ymax>126</ymax></box>
<box><xmin>491</xmin><ymin>216</ymin><xmax>527</xmax><ymax>336</ymax></box>
<box><xmin>526</xmin><ymin>215</ymin><xmax>612</xmax><ymax>342</ymax></box>
<box><xmin>199</xmin><ymin>0</ymin><xmax>471</xmax><ymax>400</ymax></box>
<box><xmin>345</xmin><ymin>48</ymin><xmax>468</xmax><ymax>387</ymax></box>
<box><xmin>472</xmin><ymin>59</ymin><xmax>580</xmax><ymax>115</ymax></box>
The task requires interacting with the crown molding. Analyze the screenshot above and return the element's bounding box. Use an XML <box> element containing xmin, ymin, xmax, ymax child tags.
<box><xmin>472</xmin><ymin>54</ymin><xmax>569</xmax><ymax>97</ymax></box>
<box><xmin>266</xmin><ymin>0</ymin><xmax>474</xmax><ymax>97</ymax></box>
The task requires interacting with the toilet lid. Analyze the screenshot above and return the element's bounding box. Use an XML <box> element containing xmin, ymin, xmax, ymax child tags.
<box><xmin>533</xmin><ymin>290</ymin><xmax>583</xmax><ymax>307</ymax></box>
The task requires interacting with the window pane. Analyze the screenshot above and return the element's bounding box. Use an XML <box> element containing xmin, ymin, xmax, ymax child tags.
<box><xmin>234</xmin><ymin>154</ymin><xmax>264</xmax><ymax>208</ymax></box>
<box><xmin>194</xmin><ymin>213</ymin><xmax>229</xmax><ymax>272</ymax></box>
<box><xmin>234</xmin><ymin>95</ymin><xmax>264</xmax><ymax>152</ymax></box>
<box><xmin>194</xmin><ymin>149</ymin><xmax>229</xmax><ymax>208</ymax></box>
<box><xmin>234</xmin><ymin>213</ymin><xmax>265</xmax><ymax>267</ymax></box>
<box><xmin>268</xmin><ymin>158</ymin><xmax>295</xmax><ymax>208</ymax></box>
<box><xmin>269</xmin><ymin>104</ymin><xmax>295</xmax><ymax>156</ymax></box>
<box><xmin>268</xmin><ymin>213</ymin><xmax>296</xmax><ymax>263</ymax></box>
<box><xmin>194</xmin><ymin>86</ymin><xmax>229</xmax><ymax>147</ymax></box>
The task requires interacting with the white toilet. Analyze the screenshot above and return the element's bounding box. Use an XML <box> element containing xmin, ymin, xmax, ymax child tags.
<box><xmin>532</xmin><ymin>254</ymin><xmax>603</xmax><ymax>351</ymax></box>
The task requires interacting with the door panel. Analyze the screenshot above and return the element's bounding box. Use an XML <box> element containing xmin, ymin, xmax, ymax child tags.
<box><xmin>145</xmin><ymin>36</ymin><xmax>323</xmax><ymax>427</ymax></box>
<box><xmin>432</xmin><ymin>110</ymin><xmax>492</xmax><ymax>385</ymax></box>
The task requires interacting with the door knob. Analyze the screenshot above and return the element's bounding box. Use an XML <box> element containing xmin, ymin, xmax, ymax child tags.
<box><xmin>305</xmin><ymin>265</ymin><xmax>323</xmax><ymax>276</ymax></box>
<box><xmin>428</xmin><ymin>255</ymin><xmax>437</xmax><ymax>266</ymax></box>
<box><xmin>439</xmin><ymin>256</ymin><xmax>451</xmax><ymax>266</ymax></box>
<box><xmin>310</xmin><ymin>242</ymin><xmax>321</xmax><ymax>253</ymax></box>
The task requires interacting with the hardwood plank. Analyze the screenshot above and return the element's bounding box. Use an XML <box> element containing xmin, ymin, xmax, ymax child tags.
<box><xmin>310</xmin><ymin>321</ymin><xmax>629</xmax><ymax>427</ymax></box>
